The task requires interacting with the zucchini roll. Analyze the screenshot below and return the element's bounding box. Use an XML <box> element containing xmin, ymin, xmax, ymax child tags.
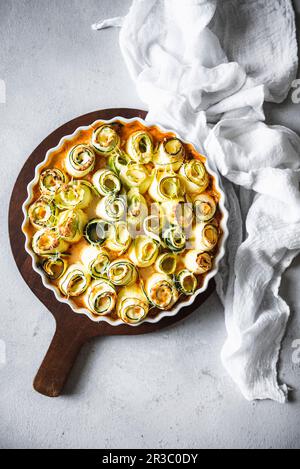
<box><xmin>179</xmin><ymin>160</ymin><xmax>209</xmax><ymax>194</ymax></box>
<box><xmin>144</xmin><ymin>273</ymin><xmax>179</xmax><ymax>310</ymax></box>
<box><xmin>183</xmin><ymin>250</ymin><xmax>212</xmax><ymax>274</ymax></box>
<box><xmin>55</xmin><ymin>180</ymin><xmax>92</xmax><ymax>210</ymax></box>
<box><xmin>161</xmin><ymin>225</ymin><xmax>186</xmax><ymax>253</ymax></box>
<box><xmin>128</xmin><ymin>235</ymin><xmax>159</xmax><ymax>267</ymax></box>
<box><xmin>193</xmin><ymin>193</ymin><xmax>216</xmax><ymax>222</ymax></box>
<box><xmin>57</xmin><ymin>209</ymin><xmax>87</xmax><ymax>243</ymax></box>
<box><xmin>127</xmin><ymin>188</ymin><xmax>148</xmax><ymax>232</ymax></box>
<box><xmin>42</xmin><ymin>256</ymin><xmax>67</xmax><ymax>280</ymax></box>
<box><xmin>95</xmin><ymin>194</ymin><xmax>126</xmax><ymax>222</ymax></box>
<box><xmin>39</xmin><ymin>168</ymin><xmax>68</xmax><ymax>196</ymax></box>
<box><xmin>160</xmin><ymin>201</ymin><xmax>193</xmax><ymax>230</ymax></box>
<box><xmin>91</xmin><ymin>124</ymin><xmax>120</xmax><ymax>155</ymax></box>
<box><xmin>66</xmin><ymin>144</ymin><xmax>95</xmax><ymax>178</ymax></box>
<box><xmin>84</xmin><ymin>218</ymin><xmax>111</xmax><ymax>246</ymax></box>
<box><xmin>107</xmin><ymin>258</ymin><xmax>138</xmax><ymax>287</ymax></box>
<box><xmin>108</xmin><ymin>151</ymin><xmax>131</xmax><ymax>175</ymax></box>
<box><xmin>116</xmin><ymin>284</ymin><xmax>149</xmax><ymax>324</ymax></box>
<box><xmin>126</xmin><ymin>130</ymin><xmax>153</xmax><ymax>164</ymax></box>
<box><xmin>153</xmin><ymin>138</ymin><xmax>184</xmax><ymax>171</ymax></box>
<box><xmin>106</xmin><ymin>221</ymin><xmax>131</xmax><ymax>253</ymax></box>
<box><xmin>28</xmin><ymin>197</ymin><xmax>57</xmax><ymax>230</ymax></box>
<box><xmin>143</xmin><ymin>215</ymin><xmax>162</xmax><ymax>244</ymax></box>
<box><xmin>80</xmin><ymin>245</ymin><xmax>110</xmax><ymax>278</ymax></box>
<box><xmin>148</xmin><ymin>170</ymin><xmax>185</xmax><ymax>203</ymax></box>
<box><xmin>192</xmin><ymin>223</ymin><xmax>219</xmax><ymax>251</ymax></box>
<box><xmin>59</xmin><ymin>263</ymin><xmax>91</xmax><ymax>297</ymax></box>
<box><xmin>85</xmin><ymin>278</ymin><xmax>117</xmax><ymax>316</ymax></box>
<box><xmin>119</xmin><ymin>163</ymin><xmax>151</xmax><ymax>194</ymax></box>
<box><xmin>32</xmin><ymin>228</ymin><xmax>69</xmax><ymax>256</ymax></box>
<box><xmin>92</xmin><ymin>169</ymin><xmax>121</xmax><ymax>196</ymax></box>
<box><xmin>155</xmin><ymin>252</ymin><xmax>177</xmax><ymax>275</ymax></box>
<box><xmin>175</xmin><ymin>269</ymin><xmax>197</xmax><ymax>295</ymax></box>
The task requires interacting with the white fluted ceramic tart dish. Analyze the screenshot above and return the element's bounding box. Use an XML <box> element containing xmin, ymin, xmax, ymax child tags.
<box><xmin>22</xmin><ymin>117</ymin><xmax>228</xmax><ymax>326</ymax></box>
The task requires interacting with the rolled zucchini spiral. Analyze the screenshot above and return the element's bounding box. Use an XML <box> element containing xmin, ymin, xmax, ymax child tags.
<box><xmin>119</xmin><ymin>163</ymin><xmax>151</xmax><ymax>194</ymax></box>
<box><xmin>116</xmin><ymin>284</ymin><xmax>149</xmax><ymax>324</ymax></box>
<box><xmin>161</xmin><ymin>224</ymin><xmax>186</xmax><ymax>253</ymax></box>
<box><xmin>91</xmin><ymin>124</ymin><xmax>120</xmax><ymax>155</ymax></box>
<box><xmin>80</xmin><ymin>245</ymin><xmax>110</xmax><ymax>278</ymax></box>
<box><xmin>153</xmin><ymin>138</ymin><xmax>184</xmax><ymax>171</ymax></box>
<box><xmin>128</xmin><ymin>235</ymin><xmax>159</xmax><ymax>268</ymax></box>
<box><xmin>148</xmin><ymin>170</ymin><xmax>185</xmax><ymax>203</ymax></box>
<box><xmin>28</xmin><ymin>197</ymin><xmax>57</xmax><ymax>230</ymax></box>
<box><xmin>155</xmin><ymin>252</ymin><xmax>177</xmax><ymax>275</ymax></box>
<box><xmin>59</xmin><ymin>263</ymin><xmax>91</xmax><ymax>297</ymax></box>
<box><xmin>192</xmin><ymin>223</ymin><xmax>219</xmax><ymax>251</ymax></box>
<box><xmin>193</xmin><ymin>193</ymin><xmax>216</xmax><ymax>222</ymax></box>
<box><xmin>108</xmin><ymin>151</ymin><xmax>132</xmax><ymax>175</ymax></box>
<box><xmin>85</xmin><ymin>278</ymin><xmax>117</xmax><ymax>316</ymax></box>
<box><xmin>105</xmin><ymin>221</ymin><xmax>131</xmax><ymax>253</ymax></box>
<box><xmin>84</xmin><ymin>218</ymin><xmax>111</xmax><ymax>246</ymax></box>
<box><xmin>183</xmin><ymin>250</ymin><xmax>212</xmax><ymax>274</ymax></box>
<box><xmin>179</xmin><ymin>160</ymin><xmax>209</xmax><ymax>194</ymax></box>
<box><xmin>66</xmin><ymin>144</ymin><xmax>95</xmax><ymax>178</ymax></box>
<box><xmin>144</xmin><ymin>273</ymin><xmax>179</xmax><ymax>310</ymax></box>
<box><xmin>42</xmin><ymin>256</ymin><xmax>67</xmax><ymax>280</ymax></box>
<box><xmin>126</xmin><ymin>130</ymin><xmax>153</xmax><ymax>163</ymax></box>
<box><xmin>175</xmin><ymin>269</ymin><xmax>197</xmax><ymax>295</ymax></box>
<box><xmin>95</xmin><ymin>194</ymin><xmax>127</xmax><ymax>222</ymax></box>
<box><xmin>92</xmin><ymin>169</ymin><xmax>121</xmax><ymax>196</ymax></box>
<box><xmin>107</xmin><ymin>258</ymin><xmax>138</xmax><ymax>287</ymax></box>
<box><xmin>57</xmin><ymin>209</ymin><xmax>87</xmax><ymax>243</ymax></box>
<box><xmin>39</xmin><ymin>168</ymin><xmax>68</xmax><ymax>196</ymax></box>
<box><xmin>32</xmin><ymin>228</ymin><xmax>69</xmax><ymax>256</ymax></box>
<box><xmin>55</xmin><ymin>180</ymin><xmax>93</xmax><ymax>210</ymax></box>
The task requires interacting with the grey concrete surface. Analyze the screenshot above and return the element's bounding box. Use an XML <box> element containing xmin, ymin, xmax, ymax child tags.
<box><xmin>0</xmin><ymin>0</ymin><xmax>300</xmax><ymax>449</ymax></box>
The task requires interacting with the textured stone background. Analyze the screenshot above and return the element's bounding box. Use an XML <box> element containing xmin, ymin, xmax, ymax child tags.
<box><xmin>0</xmin><ymin>0</ymin><xmax>300</xmax><ymax>449</ymax></box>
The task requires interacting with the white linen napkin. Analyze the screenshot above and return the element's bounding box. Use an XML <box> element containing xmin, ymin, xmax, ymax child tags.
<box><xmin>93</xmin><ymin>0</ymin><xmax>300</xmax><ymax>402</ymax></box>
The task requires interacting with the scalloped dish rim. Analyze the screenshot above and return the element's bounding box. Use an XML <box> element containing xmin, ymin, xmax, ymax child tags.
<box><xmin>22</xmin><ymin>116</ymin><xmax>229</xmax><ymax>327</ymax></box>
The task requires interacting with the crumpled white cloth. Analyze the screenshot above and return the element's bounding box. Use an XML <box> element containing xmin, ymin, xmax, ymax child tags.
<box><xmin>93</xmin><ymin>0</ymin><xmax>300</xmax><ymax>402</ymax></box>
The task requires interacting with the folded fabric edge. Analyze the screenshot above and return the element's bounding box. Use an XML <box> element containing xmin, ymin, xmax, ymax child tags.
<box><xmin>91</xmin><ymin>16</ymin><xmax>124</xmax><ymax>30</ymax></box>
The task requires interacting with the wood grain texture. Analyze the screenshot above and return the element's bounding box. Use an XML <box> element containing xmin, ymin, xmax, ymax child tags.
<box><xmin>8</xmin><ymin>108</ymin><xmax>215</xmax><ymax>398</ymax></box>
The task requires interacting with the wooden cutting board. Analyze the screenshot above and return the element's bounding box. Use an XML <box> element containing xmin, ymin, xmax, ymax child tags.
<box><xmin>8</xmin><ymin>108</ymin><xmax>215</xmax><ymax>398</ymax></box>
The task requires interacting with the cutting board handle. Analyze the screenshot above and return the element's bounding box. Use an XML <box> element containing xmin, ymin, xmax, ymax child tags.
<box><xmin>33</xmin><ymin>319</ymin><xmax>86</xmax><ymax>397</ymax></box>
